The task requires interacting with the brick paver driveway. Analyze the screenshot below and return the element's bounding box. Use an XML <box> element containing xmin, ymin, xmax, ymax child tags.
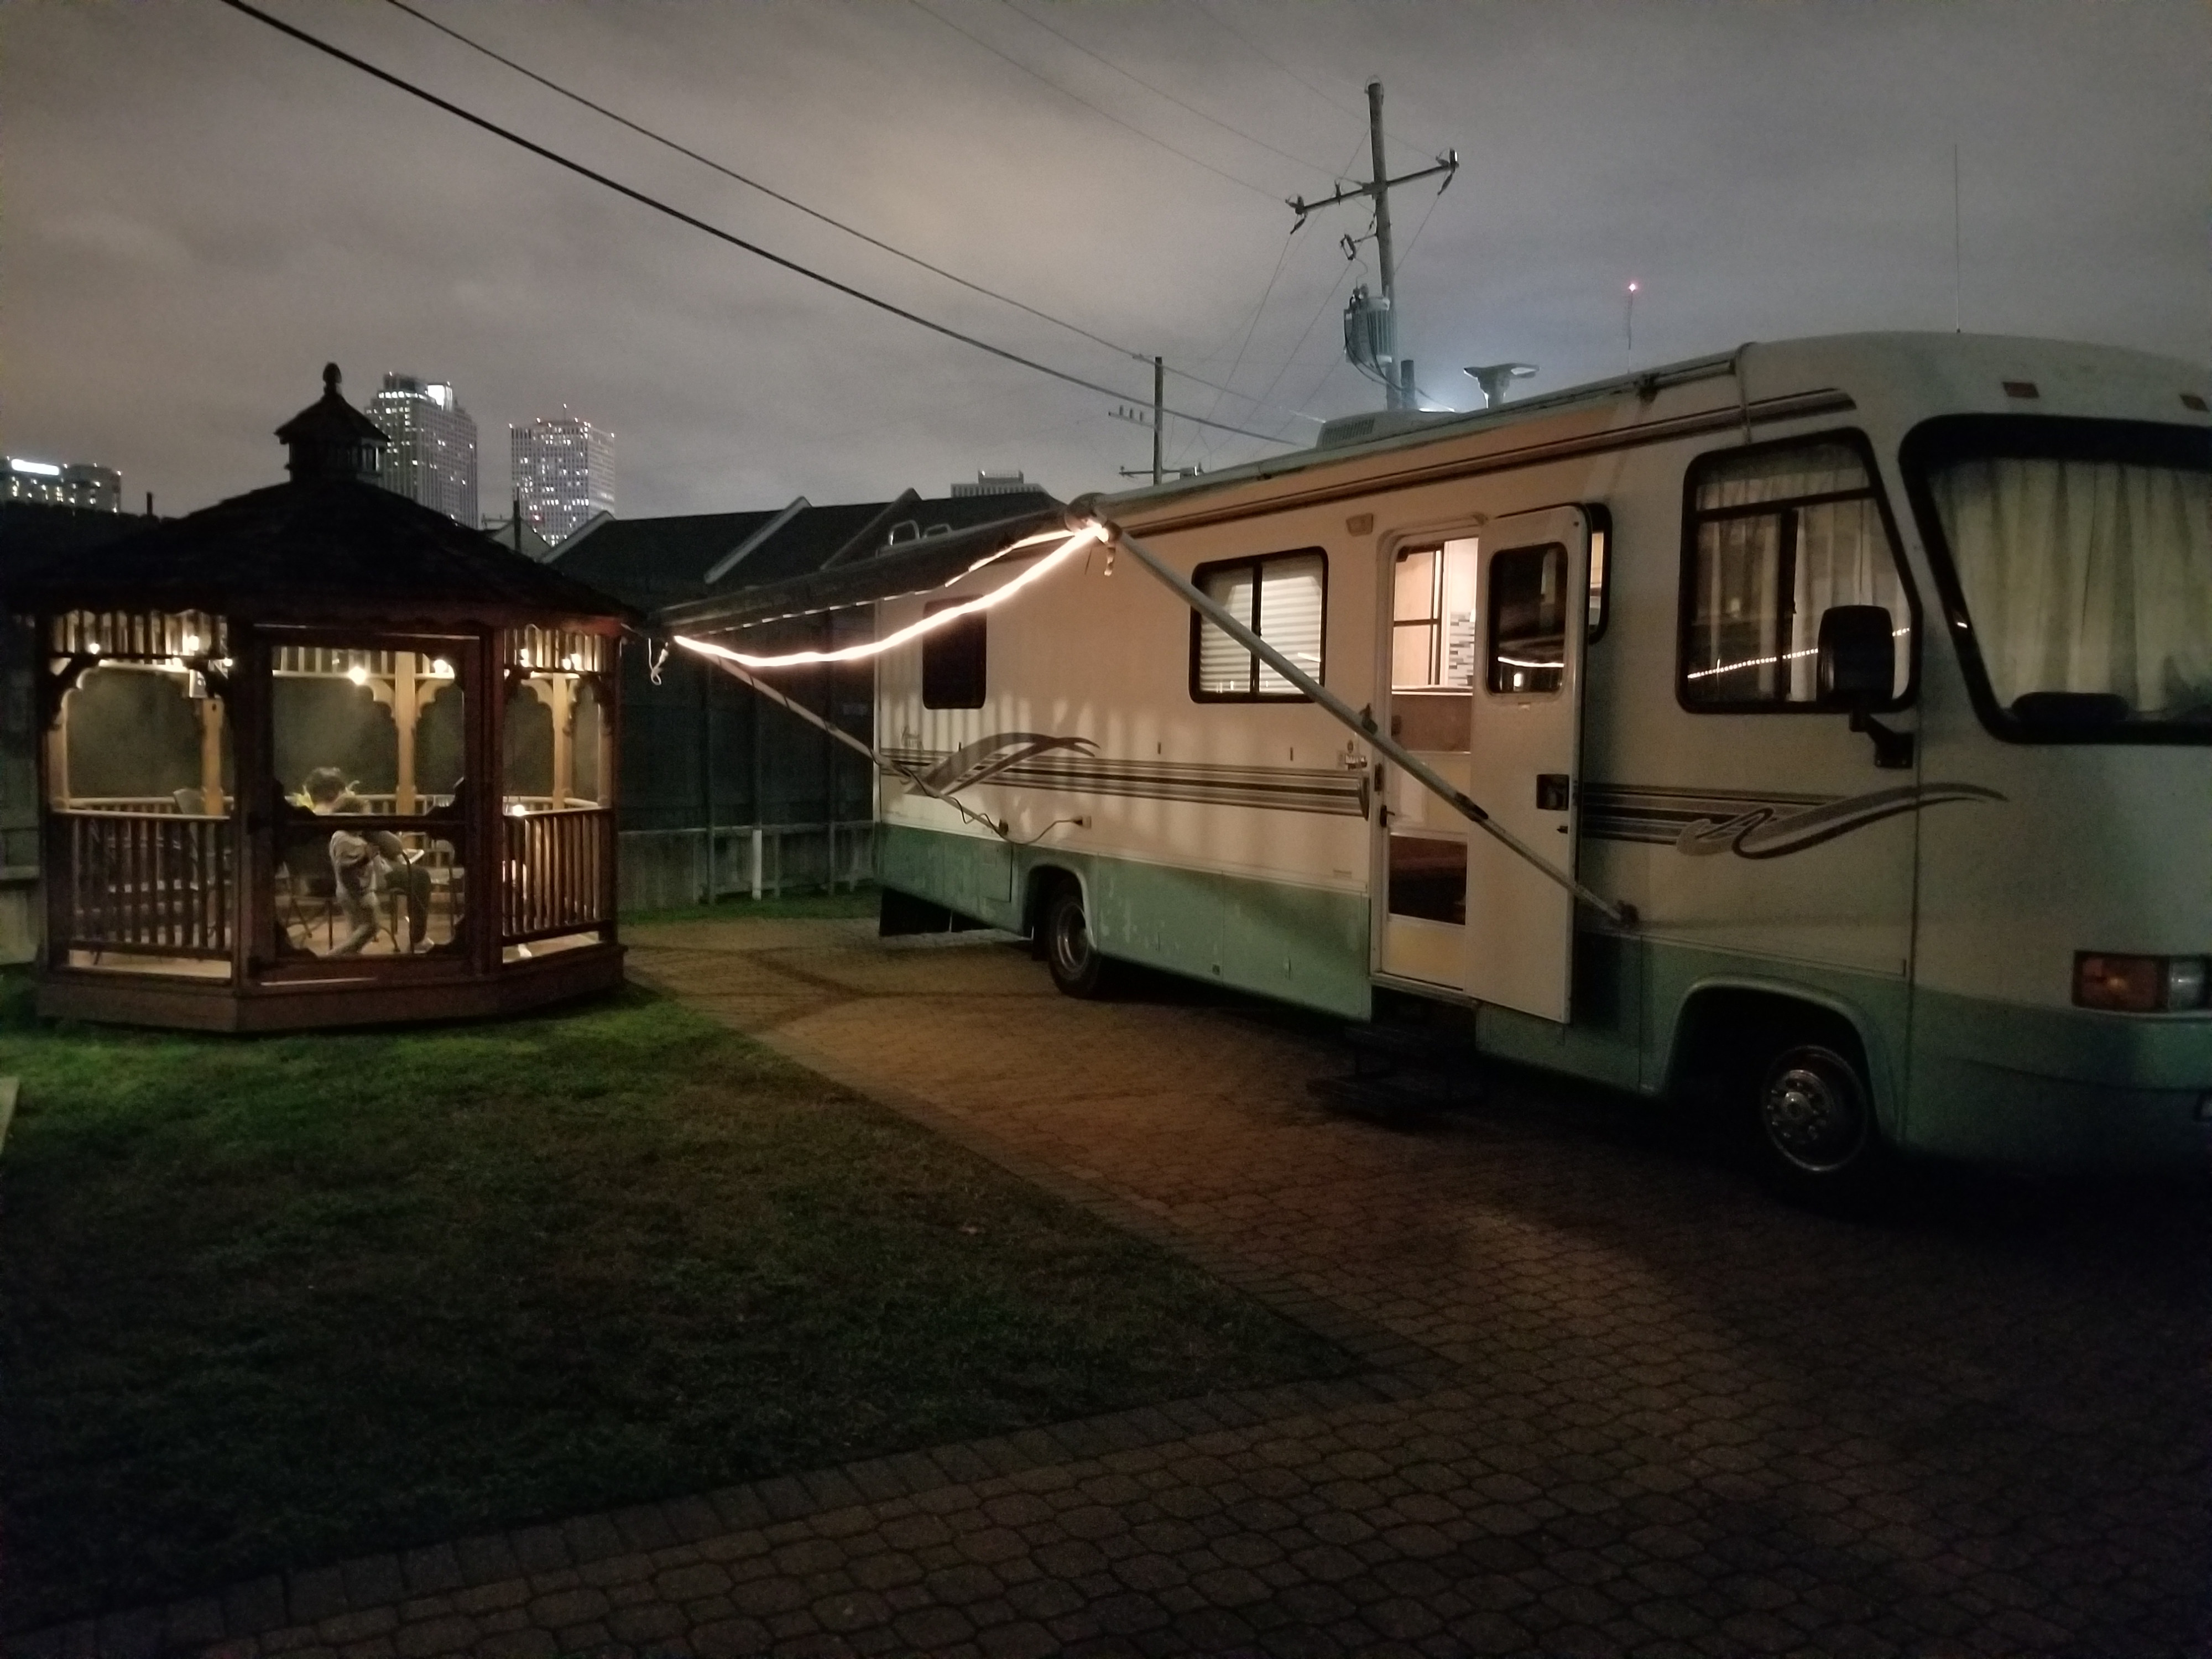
<box><xmin>60</xmin><ymin>916</ymin><xmax>2208</xmax><ymax>1658</ymax></box>
<box><xmin>617</xmin><ymin>917</ymin><xmax>2211</xmax><ymax>1658</ymax></box>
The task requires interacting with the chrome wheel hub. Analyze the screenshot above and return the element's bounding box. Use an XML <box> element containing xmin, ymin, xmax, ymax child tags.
<box><xmin>1760</xmin><ymin>1051</ymin><xmax>1866</xmax><ymax>1173</ymax></box>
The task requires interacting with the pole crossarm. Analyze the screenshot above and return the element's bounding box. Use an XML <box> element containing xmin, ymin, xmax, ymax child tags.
<box><xmin>1287</xmin><ymin>152</ymin><xmax>1458</xmax><ymax>222</ymax></box>
<box><xmin>1077</xmin><ymin>505</ymin><xmax>1636</xmax><ymax>929</ymax></box>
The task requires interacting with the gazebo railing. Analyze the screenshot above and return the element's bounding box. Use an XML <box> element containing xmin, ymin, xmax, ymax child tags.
<box><xmin>502</xmin><ymin>806</ymin><xmax>615</xmax><ymax>945</ymax></box>
<box><xmin>51</xmin><ymin>809</ymin><xmax>233</xmax><ymax>958</ymax></box>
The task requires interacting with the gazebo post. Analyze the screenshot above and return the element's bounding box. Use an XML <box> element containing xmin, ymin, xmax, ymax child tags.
<box><xmin>393</xmin><ymin>655</ymin><xmax>420</xmax><ymax>816</ymax></box>
<box><xmin>198</xmin><ymin>688</ymin><xmax>226</xmax><ymax>818</ymax></box>
<box><xmin>471</xmin><ymin>632</ymin><xmax>503</xmax><ymax>977</ymax></box>
<box><xmin>232</xmin><ymin>628</ymin><xmax>272</xmax><ymax>985</ymax></box>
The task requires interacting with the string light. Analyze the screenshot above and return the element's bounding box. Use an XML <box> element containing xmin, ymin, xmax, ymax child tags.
<box><xmin>674</xmin><ymin>524</ymin><xmax>1103</xmax><ymax>671</ymax></box>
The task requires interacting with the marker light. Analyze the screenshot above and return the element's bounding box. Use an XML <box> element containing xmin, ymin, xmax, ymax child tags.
<box><xmin>2073</xmin><ymin>953</ymin><xmax>2211</xmax><ymax>1013</ymax></box>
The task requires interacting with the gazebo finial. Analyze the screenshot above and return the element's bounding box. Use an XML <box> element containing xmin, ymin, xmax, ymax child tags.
<box><xmin>323</xmin><ymin>361</ymin><xmax>343</xmax><ymax>396</ymax></box>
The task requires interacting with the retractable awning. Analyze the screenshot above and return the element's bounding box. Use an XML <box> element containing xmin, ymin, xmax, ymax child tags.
<box><xmin>655</xmin><ymin>499</ymin><xmax>1072</xmax><ymax>634</ymax></box>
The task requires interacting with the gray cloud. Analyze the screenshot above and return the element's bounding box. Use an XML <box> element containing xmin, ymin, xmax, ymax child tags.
<box><xmin>4</xmin><ymin>0</ymin><xmax>2204</xmax><ymax>518</ymax></box>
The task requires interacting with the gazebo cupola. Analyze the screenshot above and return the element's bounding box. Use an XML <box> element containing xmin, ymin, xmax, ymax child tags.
<box><xmin>276</xmin><ymin>362</ymin><xmax>389</xmax><ymax>484</ymax></box>
<box><xmin>6</xmin><ymin>363</ymin><xmax>637</xmax><ymax>1031</ymax></box>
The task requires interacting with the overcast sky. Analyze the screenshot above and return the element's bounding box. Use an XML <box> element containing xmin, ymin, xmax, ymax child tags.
<box><xmin>6</xmin><ymin>0</ymin><xmax>2206</xmax><ymax>521</ymax></box>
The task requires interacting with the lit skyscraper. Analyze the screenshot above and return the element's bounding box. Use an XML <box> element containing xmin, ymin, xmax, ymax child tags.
<box><xmin>510</xmin><ymin>414</ymin><xmax>615</xmax><ymax>544</ymax></box>
<box><xmin>6</xmin><ymin>457</ymin><xmax>122</xmax><ymax>512</ymax></box>
<box><xmin>366</xmin><ymin>373</ymin><xmax>479</xmax><ymax>524</ymax></box>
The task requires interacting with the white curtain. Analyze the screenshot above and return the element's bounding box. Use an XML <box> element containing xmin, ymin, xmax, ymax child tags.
<box><xmin>1254</xmin><ymin>555</ymin><xmax>1326</xmax><ymax>694</ymax></box>
<box><xmin>1196</xmin><ymin>566</ymin><xmax>1256</xmax><ymax>694</ymax></box>
<box><xmin>1931</xmin><ymin>458</ymin><xmax>2212</xmax><ymax>714</ymax></box>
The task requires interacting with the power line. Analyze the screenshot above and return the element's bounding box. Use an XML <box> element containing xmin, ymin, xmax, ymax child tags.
<box><xmin>994</xmin><ymin>0</ymin><xmax>1335</xmax><ymax>178</ymax></box>
<box><xmin>377</xmin><ymin>0</ymin><xmax>1137</xmax><ymax>367</ymax></box>
<box><xmin>211</xmin><ymin>0</ymin><xmax>1296</xmax><ymax>447</ymax></box>
<box><xmin>1194</xmin><ymin>227</ymin><xmax>1297</xmax><ymax>436</ymax></box>
<box><xmin>382</xmin><ymin>0</ymin><xmax>1321</xmax><ymax>426</ymax></box>
<box><xmin>1192</xmin><ymin>4</ymin><xmax>1436</xmax><ymax>160</ymax></box>
<box><xmin>904</xmin><ymin>0</ymin><xmax>1284</xmax><ymax>204</ymax></box>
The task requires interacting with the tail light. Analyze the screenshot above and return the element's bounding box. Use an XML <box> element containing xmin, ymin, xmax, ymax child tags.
<box><xmin>2073</xmin><ymin>953</ymin><xmax>2210</xmax><ymax>1013</ymax></box>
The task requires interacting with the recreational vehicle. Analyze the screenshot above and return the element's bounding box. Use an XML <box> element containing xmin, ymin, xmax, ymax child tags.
<box><xmin>837</xmin><ymin>333</ymin><xmax>2207</xmax><ymax>1196</ymax></box>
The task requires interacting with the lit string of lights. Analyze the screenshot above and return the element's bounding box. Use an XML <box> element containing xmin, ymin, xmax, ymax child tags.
<box><xmin>670</xmin><ymin>524</ymin><xmax>1103</xmax><ymax>670</ymax></box>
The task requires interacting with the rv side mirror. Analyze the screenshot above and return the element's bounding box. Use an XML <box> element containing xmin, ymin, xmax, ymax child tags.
<box><xmin>1815</xmin><ymin>606</ymin><xmax>1895</xmax><ymax>706</ymax></box>
<box><xmin>1815</xmin><ymin>605</ymin><xmax>1913</xmax><ymax>769</ymax></box>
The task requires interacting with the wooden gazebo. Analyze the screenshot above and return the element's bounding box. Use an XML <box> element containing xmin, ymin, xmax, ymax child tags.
<box><xmin>6</xmin><ymin>364</ymin><xmax>632</xmax><ymax>1030</ymax></box>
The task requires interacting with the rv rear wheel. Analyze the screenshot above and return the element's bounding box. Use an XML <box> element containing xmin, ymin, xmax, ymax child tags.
<box><xmin>1042</xmin><ymin>885</ymin><xmax>1109</xmax><ymax>998</ymax></box>
<box><xmin>1751</xmin><ymin>1036</ymin><xmax>1884</xmax><ymax>1207</ymax></box>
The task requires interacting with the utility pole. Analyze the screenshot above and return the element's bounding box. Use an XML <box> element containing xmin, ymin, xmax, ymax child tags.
<box><xmin>1288</xmin><ymin>82</ymin><xmax>1456</xmax><ymax>411</ymax></box>
<box><xmin>1366</xmin><ymin>83</ymin><xmax>1399</xmax><ymax>409</ymax></box>
<box><xmin>1151</xmin><ymin>356</ymin><xmax>1164</xmax><ymax>486</ymax></box>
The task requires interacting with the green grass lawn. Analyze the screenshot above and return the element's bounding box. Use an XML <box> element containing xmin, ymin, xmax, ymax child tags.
<box><xmin>0</xmin><ymin>971</ymin><xmax>1346</xmax><ymax>1631</ymax></box>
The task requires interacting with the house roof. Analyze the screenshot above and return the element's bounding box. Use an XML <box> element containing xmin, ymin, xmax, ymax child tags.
<box><xmin>0</xmin><ymin>500</ymin><xmax>157</xmax><ymax>566</ymax></box>
<box><xmin>553</xmin><ymin>487</ymin><xmax>1059</xmax><ymax>624</ymax></box>
<box><xmin>1</xmin><ymin>476</ymin><xmax>637</xmax><ymax>628</ymax></box>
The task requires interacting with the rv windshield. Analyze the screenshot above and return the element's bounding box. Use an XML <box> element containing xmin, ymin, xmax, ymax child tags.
<box><xmin>1907</xmin><ymin>418</ymin><xmax>2212</xmax><ymax>737</ymax></box>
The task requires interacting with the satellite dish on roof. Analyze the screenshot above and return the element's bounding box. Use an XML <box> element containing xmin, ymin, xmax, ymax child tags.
<box><xmin>1464</xmin><ymin>362</ymin><xmax>1537</xmax><ymax>410</ymax></box>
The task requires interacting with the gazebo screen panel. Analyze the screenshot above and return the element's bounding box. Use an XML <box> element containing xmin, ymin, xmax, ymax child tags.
<box><xmin>499</xmin><ymin>628</ymin><xmax>615</xmax><ymax>955</ymax></box>
<box><xmin>46</xmin><ymin>615</ymin><xmax>238</xmax><ymax>973</ymax></box>
<box><xmin>270</xmin><ymin>638</ymin><xmax>471</xmax><ymax>962</ymax></box>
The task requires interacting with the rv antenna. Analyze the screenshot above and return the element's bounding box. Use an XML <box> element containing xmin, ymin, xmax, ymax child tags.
<box><xmin>1624</xmin><ymin>280</ymin><xmax>1639</xmax><ymax>367</ymax></box>
<box><xmin>1951</xmin><ymin>143</ymin><xmax>1963</xmax><ymax>332</ymax></box>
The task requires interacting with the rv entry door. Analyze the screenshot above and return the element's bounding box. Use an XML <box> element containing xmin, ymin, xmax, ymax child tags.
<box><xmin>1463</xmin><ymin>506</ymin><xmax>1590</xmax><ymax>1022</ymax></box>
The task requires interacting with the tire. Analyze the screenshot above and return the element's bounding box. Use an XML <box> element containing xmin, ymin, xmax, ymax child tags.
<box><xmin>1748</xmin><ymin>1032</ymin><xmax>1886</xmax><ymax>1209</ymax></box>
<box><xmin>1042</xmin><ymin>884</ymin><xmax>1109</xmax><ymax>998</ymax></box>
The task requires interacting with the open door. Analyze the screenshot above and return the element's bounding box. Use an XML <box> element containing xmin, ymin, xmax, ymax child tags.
<box><xmin>1375</xmin><ymin>508</ymin><xmax>1592</xmax><ymax>1020</ymax></box>
<box><xmin>1463</xmin><ymin>506</ymin><xmax>1590</xmax><ymax>1021</ymax></box>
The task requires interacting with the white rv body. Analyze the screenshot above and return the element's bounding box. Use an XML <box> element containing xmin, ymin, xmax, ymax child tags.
<box><xmin>874</xmin><ymin>333</ymin><xmax>2212</xmax><ymax>1173</ymax></box>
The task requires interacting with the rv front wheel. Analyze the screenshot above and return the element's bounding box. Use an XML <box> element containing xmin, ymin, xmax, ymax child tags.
<box><xmin>1043</xmin><ymin>885</ymin><xmax>1109</xmax><ymax>998</ymax></box>
<box><xmin>1753</xmin><ymin>1039</ymin><xmax>1882</xmax><ymax>1204</ymax></box>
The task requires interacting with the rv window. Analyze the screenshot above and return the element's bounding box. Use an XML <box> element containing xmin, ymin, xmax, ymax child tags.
<box><xmin>1585</xmin><ymin>504</ymin><xmax>1613</xmax><ymax>642</ymax></box>
<box><xmin>1486</xmin><ymin>544</ymin><xmax>1568</xmax><ymax>696</ymax></box>
<box><xmin>1388</xmin><ymin>835</ymin><xmax>1467</xmax><ymax>924</ymax></box>
<box><xmin>1391</xmin><ymin>538</ymin><xmax>1479</xmax><ymax>688</ymax></box>
<box><xmin>1680</xmin><ymin>437</ymin><xmax>1912</xmax><ymax>708</ymax></box>
<box><xmin>922</xmin><ymin>601</ymin><xmax>985</xmax><ymax>708</ymax></box>
<box><xmin>1191</xmin><ymin>549</ymin><xmax>1327</xmax><ymax>701</ymax></box>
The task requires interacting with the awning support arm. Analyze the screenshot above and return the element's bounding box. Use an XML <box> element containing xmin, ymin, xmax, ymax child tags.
<box><xmin>1087</xmin><ymin>510</ymin><xmax>1637</xmax><ymax>928</ymax></box>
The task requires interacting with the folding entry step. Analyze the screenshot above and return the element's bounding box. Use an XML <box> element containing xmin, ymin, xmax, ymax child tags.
<box><xmin>1307</xmin><ymin>1021</ymin><xmax>1486</xmax><ymax>1123</ymax></box>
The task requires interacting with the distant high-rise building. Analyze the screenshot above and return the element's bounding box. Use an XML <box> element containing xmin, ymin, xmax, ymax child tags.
<box><xmin>950</xmin><ymin>469</ymin><xmax>1031</xmax><ymax>498</ymax></box>
<box><xmin>510</xmin><ymin>414</ymin><xmax>614</xmax><ymax>544</ymax></box>
<box><xmin>5</xmin><ymin>457</ymin><xmax>122</xmax><ymax>512</ymax></box>
<box><xmin>365</xmin><ymin>373</ymin><xmax>479</xmax><ymax>525</ymax></box>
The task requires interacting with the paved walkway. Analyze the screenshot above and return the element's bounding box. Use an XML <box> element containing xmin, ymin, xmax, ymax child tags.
<box><xmin>29</xmin><ymin>917</ymin><xmax>2210</xmax><ymax>1657</ymax></box>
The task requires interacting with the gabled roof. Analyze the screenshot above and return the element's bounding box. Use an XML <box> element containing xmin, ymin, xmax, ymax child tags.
<box><xmin>1</xmin><ymin>476</ymin><xmax>636</xmax><ymax>628</ymax></box>
<box><xmin>553</xmin><ymin>487</ymin><xmax>1057</xmax><ymax>618</ymax></box>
